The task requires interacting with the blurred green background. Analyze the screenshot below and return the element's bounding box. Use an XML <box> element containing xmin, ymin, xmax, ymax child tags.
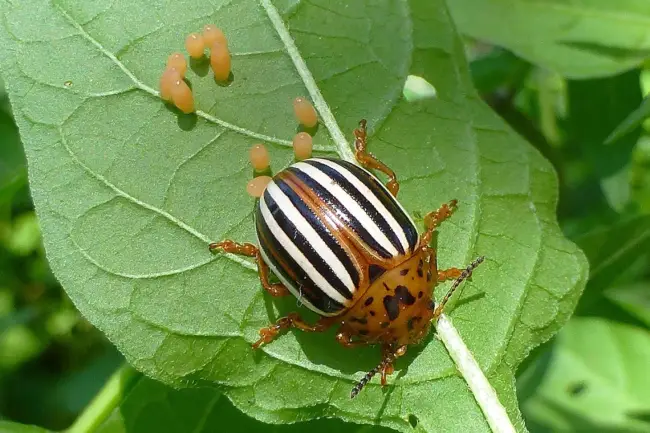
<box><xmin>2</xmin><ymin>33</ymin><xmax>650</xmax><ymax>433</ymax></box>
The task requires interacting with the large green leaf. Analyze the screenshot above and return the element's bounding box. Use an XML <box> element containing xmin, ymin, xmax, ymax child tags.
<box><xmin>0</xmin><ymin>1</ymin><xmax>587</xmax><ymax>432</ymax></box>
<box><xmin>96</xmin><ymin>375</ymin><xmax>395</xmax><ymax>433</ymax></box>
<box><xmin>521</xmin><ymin>318</ymin><xmax>650</xmax><ymax>432</ymax></box>
<box><xmin>448</xmin><ymin>0</ymin><xmax>650</xmax><ymax>79</ymax></box>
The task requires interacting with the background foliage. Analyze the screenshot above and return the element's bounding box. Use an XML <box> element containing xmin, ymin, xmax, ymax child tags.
<box><xmin>0</xmin><ymin>1</ymin><xmax>649</xmax><ymax>433</ymax></box>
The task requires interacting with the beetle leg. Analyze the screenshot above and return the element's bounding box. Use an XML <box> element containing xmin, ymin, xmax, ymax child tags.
<box><xmin>335</xmin><ymin>331</ymin><xmax>368</xmax><ymax>348</ymax></box>
<box><xmin>209</xmin><ymin>240</ymin><xmax>289</xmax><ymax>297</ymax></box>
<box><xmin>420</xmin><ymin>200</ymin><xmax>458</xmax><ymax>247</ymax></box>
<box><xmin>380</xmin><ymin>344</ymin><xmax>407</xmax><ymax>386</ymax></box>
<box><xmin>353</xmin><ymin>119</ymin><xmax>400</xmax><ymax>197</ymax></box>
<box><xmin>252</xmin><ymin>313</ymin><xmax>334</xmax><ymax>349</ymax></box>
<box><xmin>437</xmin><ymin>267</ymin><xmax>462</xmax><ymax>282</ymax></box>
<box><xmin>423</xmin><ymin>245</ymin><xmax>461</xmax><ymax>282</ymax></box>
<box><xmin>379</xmin><ymin>344</ymin><xmax>394</xmax><ymax>386</ymax></box>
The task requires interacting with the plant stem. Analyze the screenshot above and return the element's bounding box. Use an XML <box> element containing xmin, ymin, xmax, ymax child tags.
<box><xmin>65</xmin><ymin>363</ymin><xmax>139</xmax><ymax>433</ymax></box>
<box><xmin>436</xmin><ymin>315</ymin><xmax>516</xmax><ymax>433</ymax></box>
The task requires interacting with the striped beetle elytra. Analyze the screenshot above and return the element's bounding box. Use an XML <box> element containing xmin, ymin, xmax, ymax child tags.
<box><xmin>209</xmin><ymin>120</ymin><xmax>484</xmax><ymax>398</ymax></box>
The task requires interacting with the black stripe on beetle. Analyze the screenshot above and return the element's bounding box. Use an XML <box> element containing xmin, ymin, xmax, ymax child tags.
<box><xmin>264</xmin><ymin>191</ymin><xmax>354</xmax><ymax>301</ymax></box>
<box><xmin>256</xmin><ymin>200</ymin><xmax>345</xmax><ymax>314</ymax></box>
<box><xmin>305</xmin><ymin>159</ymin><xmax>406</xmax><ymax>255</ymax></box>
<box><xmin>275</xmin><ymin>175</ymin><xmax>360</xmax><ymax>288</ymax></box>
<box><xmin>324</xmin><ymin>157</ymin><xmax>418</xmax><ymax>252</ymax></box>
<box><xmin>287</xmin><ymin>165</ymin><xmax>393</xmax><ymax>259</ymax></box>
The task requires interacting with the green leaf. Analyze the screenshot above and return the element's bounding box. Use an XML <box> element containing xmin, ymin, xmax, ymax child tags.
<box><xmin>629</xmin><ymin>137</ymin><xmax>650</xmax><ymax>213</ymax></box>
<box><xmin>556</xmin><ymin>69</ymin><xmax>643</xmax><ymax>220</ymax></box>
<box><xmin>448</xmin><ymin>0</ymin><xmax>650</xmax><ymax>79</ymax></box>
<box><xmin>0</xmin><ymin>422</ymin><xmax>50</xmax><ymax>433</ymax></box>
<box><xmin>605</xmin><ymin>95</ymin><xmax>650</xmax><ymax>145</ymax></box>
<box><xmin>97</xmin><ymin>375</ymin><xmax>395</xmax><ymax>433</ymax></box>
<box><xmin>605</xmin><ymin>282</ymin><xmax>650</xmax><ymax>327</ymax></box>
<box><xmin>0</xmin><ymin>104</ymin><xmax>26</xmax><ymax>205</ymax></box>
<box><xmin>0</xmin><ymin>1</ymin><xmax>587</xmax><ymax>432</ymax></box>
<box><xmin>469</xmin><ymin>48</ymin><xmax>530</xmax><ymax>97</ymax></box>
<box><xmin>565</xmin><ymin>69</ymin><xmax>642</xmax><ymax>180</ymax></box>
<box><xmin>521</xmin><ymin>318</ymin><xmax>650</xmax><ymax>432</ymax></box>
<box><xmin>573</xmin><ymin>215</ymin><xmax>650</xmax><ymax>313</ymax></box>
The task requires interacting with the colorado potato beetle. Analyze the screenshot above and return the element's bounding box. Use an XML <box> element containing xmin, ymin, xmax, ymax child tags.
<box><xmin>209</xmin><ymin>120</ymin><xmax>484</xmax><ymax>398</ymax></box>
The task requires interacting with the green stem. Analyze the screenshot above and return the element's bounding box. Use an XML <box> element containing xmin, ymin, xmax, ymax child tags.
<box><xmin>65</xmin><ymin>363</ymin><xmax>139</xmax><ymax>433</ymax></box>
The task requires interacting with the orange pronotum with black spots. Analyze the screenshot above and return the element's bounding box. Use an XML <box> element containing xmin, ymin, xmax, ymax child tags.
<box><xmin>209</xmin><ymin>119</ymin><xmax>484</xmax><ymax>398</ymax></box>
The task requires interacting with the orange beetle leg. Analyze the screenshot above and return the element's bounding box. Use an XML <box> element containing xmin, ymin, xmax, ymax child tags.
<box><xmin>437</xmin><ymin>267</ymin><xmax>462</xmax><ymax>282</ymax></box>
<box><xmin>421</xmin><ymin>200</ymin><xmax>458</xmax><ymax>246</ymax></box>
<box><xmin>252</xmin><ymin>313</ymin><xmax>334</xmax><ymax>349</ymax></box>
<box><xmin>353</xmin><ymin>119</ymin><xmax>399</xmax><ymax>197</ymax></box>
<box><xmin>209</xmin><ymin>240</ymin><xmax>289</xmax><ymax>297</ymax></box>
<box><xmin>336</xmin><ymin>330</ymin><xmax>369</xmax><ymax>348</ymax></box>
<box><xmin>380</xmin><ymin>344</ymin><xmax>407</xmax><ymax>386</ymax></box>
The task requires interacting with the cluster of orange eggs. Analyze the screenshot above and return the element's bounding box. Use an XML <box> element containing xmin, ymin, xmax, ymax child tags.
<box><xmin>159</xmin><ymin>25</ymin><xmax>231</xmax><ymax>113</ymax></box>
<box><xmin>246</xmin><ymin>97</ymin><xmax>319</xmax><ymax>197</ymax></box>
<box><xmin>158</xmin><ymin>25</ymin><xmax>321</xmax><ymax>198</ymax></box>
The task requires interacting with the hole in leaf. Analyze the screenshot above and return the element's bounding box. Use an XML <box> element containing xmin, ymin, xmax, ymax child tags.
<box><xmin>408</xmin><ymin>414</ymin><xmax>418</xmax><ymax>428</ymax></box>
<box><xmin>567</xmin><ymin>381</ymin><xmax>587</xmax><ymax>396</ymax></box>
<box><xmin>403</xmin><ymin>75</ymin><xmax>437</xmax><ymax>102</ymax></box>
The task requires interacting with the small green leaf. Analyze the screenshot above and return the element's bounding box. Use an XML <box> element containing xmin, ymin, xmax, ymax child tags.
<box><xmin>0</xmin><ymin>422</ymin><xmax>50</xmax><ymax>433</ymax></box>
<box><xmin>0</xmin><ymin>1</ymin><xmax>587</xmax><ymax>432</ymax></box>
<box><xmin>605</xmin><ymin>96</ymin><xmax>650</xmax><ymax>145</ymax></box>
<box><xmin>605</xmin><ymin>282</ymin><xmax>650</xmax><ymax>327</ymax></box>
<box><xmin>0</xmin><ymin>106</ymin><xmax>26</xmax><ymax>205</ymax></box>
<box><xmin>573</xmin><ymin>215</ymin><xmax>650</xmax><ymax>312</ymax></box>
<box><xmin>449</xmin><ymin>0</ymin><xmax>650</xmax><ymax>79</ymax></box>
<box><xmin>0</xmin><ymin>325</ymin><xmax>43</xmax><ymax>369</ymax></box>
<box><xmin>521</xmin><ymin>318</ymin><xmax>650</xmax><ymax>432</ymax></box>
<box><xmin>5</xmin><ymin>212</ymin><xmax>42</xmax><ymax>256</ymax></box>
<box><xmin>565</xmin><ymin>69</ymin><xmax>642</xmax><ymax>180</ymax></box>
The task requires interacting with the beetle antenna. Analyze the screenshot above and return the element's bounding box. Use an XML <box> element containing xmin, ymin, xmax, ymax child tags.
<box><xmin>350</xmin><ymin>347</ymin><xmax>404</xmax><ymax>399</ymax></box>
<box><xmin>433</xmin><ymin>256</ymin><xmax>485</xmax><ymax>319</ymax></box>
<box><xmin>350</xmin><ymin>361</ymin><xmax>382</xmax><ymax>399</ymax></box>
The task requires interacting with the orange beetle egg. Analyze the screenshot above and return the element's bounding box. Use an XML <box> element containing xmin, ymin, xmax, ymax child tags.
<box><xmin>185</xmin><ymin>33</ymin><xmax>205</xmax><ymax>58</ymax></box>
<box><xmin>159</xmin><ymin>67</ymin><xmax>182</xmax><ymax>101</ymax></box>
<box><xmin>166</xmin><ymin>52</ymin><xmax>187</xmax><ymax>77</ymax></box>
<box><xmin>293</xmin><ymin>132</ymin><xmax>313</xmax><ymax>160</ymax></box>
<box><xmin>246</xmin><ymin>176</ymin><xmax>272</xmax><ymax>198</ymax></box>
<box><xmin>170</xmin><ymin>79</ymin><xmax>194</xmax><ymax>114</ymax></box>
<box><xmin>203</xmin><ymin>24</ymin><xmax>227</xmax><ymax>46</ymax></box>
<box><xmin>293</xmin><ymin>97</ymin><xmax>318</xmax><ymax>128</ymax></box>
<box><xmin>249</xmin><ymin>144</ymin><xmax>270</xmax><ymax>171</ymax></box>
<box><xmin>210</xmin><ymin>42</ymin><xmax>231</xmax><ymax>82</ymax></box>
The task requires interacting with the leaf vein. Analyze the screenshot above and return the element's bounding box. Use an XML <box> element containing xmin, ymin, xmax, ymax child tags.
<box><xmin>72</xmin><ymin>235</ymin><xmax>217</xmax><ymax>279</ymax></box>
<box><xmin>51</xmin><ymin>3</ymin><xmax>300</xmax><ymax>148</ymax></box>
<box><xmin>259</xmin><ymin>0</ymin><xmax>354</xmax><ymax>161</ymax></box>
<box><xmin>58</xmin><ymin>127</ymin><xmax>256</xmax><ymax>273</ymax></box>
